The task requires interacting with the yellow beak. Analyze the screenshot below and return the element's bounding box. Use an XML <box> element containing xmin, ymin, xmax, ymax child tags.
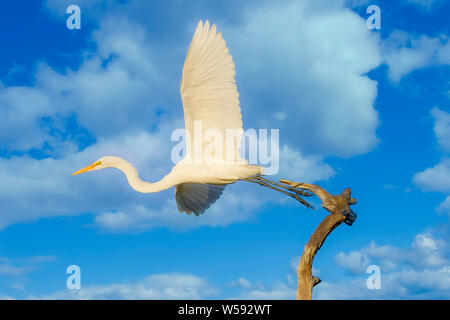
<box><xmin>72</xmin><ymin>161</ymin><xmax>102</xmax><ymax>176</ymax></box>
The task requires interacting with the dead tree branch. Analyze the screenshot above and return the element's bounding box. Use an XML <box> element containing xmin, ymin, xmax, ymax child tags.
<box><xmin>279</xmin><ymin>180</ymin><xmax>357</xmax><ymax>300</ymax></box>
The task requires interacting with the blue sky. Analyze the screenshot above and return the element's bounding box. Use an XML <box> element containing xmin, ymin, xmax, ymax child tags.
<box><xmin>0</xmin><ymin>0</ymin><xmax>449</xmax><ymax>299</ymax></box>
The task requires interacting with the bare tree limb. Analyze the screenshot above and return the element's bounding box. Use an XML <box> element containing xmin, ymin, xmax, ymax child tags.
<box><xmin>278</xmin><ymin>181</ymin><xmax>357</xmax><ymax>300</ymax></box>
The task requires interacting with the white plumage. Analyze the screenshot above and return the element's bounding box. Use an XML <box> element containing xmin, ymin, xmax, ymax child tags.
<box><xmin>73</xmin><ymin>20</ymin><xmax>262</xmax><ymax>216</ymax></box>
<box><xmin>181</xmin><ymin>20</ymin><xmax>243</xmax><ymax>163</ymax></box>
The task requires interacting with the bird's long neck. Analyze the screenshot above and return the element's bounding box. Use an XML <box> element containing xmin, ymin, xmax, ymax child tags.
<box><xmin>113</xmin><ymin>158</ymin><xmax>176</xmax><ymax>193</ymax></box>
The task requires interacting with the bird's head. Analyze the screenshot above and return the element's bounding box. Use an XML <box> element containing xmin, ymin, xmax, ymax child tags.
<box><xmin>72</xmin><ymin>156</ymin><xmax>123</xmax><ymax>175</ymax></box>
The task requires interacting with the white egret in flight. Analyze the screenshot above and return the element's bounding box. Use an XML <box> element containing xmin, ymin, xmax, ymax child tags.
<box><xmin>73</xmin><ymin>21</ymin><xmax>311</xmax><ymax>215</ymax></box>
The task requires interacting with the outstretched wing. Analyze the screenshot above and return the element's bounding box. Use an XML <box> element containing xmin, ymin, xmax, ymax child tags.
<box><xmin>180</xmin><ymin>20</ymin><xmax>243</xmax><ymax>163</ymax></box>
<box><xmin>175</xmin><ymin>183</ymin><xmax>225</xmax><ymax>216</ymax></box>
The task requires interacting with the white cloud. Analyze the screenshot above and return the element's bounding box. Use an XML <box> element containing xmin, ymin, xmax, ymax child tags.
<box><xmin>335</xmin><ymin>250</ymin><xmax>371</xmax><ymax>274</ymax></box>
<box><xmin>0</xmin><ymin>86</ymin><xmax>53</xmax><ymax>151</ymax></box>
<box><xmin>414</xmin><ymin>108</ymin><xmax>450</xmax><ymax>194</ymax></box>
<box><xmin>432</xmin><ymin>108</ymin><xmax>450</xmax><ymax>152</ymax></box>
<box><xmin>437</xmin><ymin>196</ymin><xmax>450</xmax><ymax>214</ymax></box>
<box><xmin>0</xmin><ymin>255</ymin><xmax>56</xmax><ymax>278</ymax></box>
<box><xmin>277</xmin><ymin>146</ymin><xmax>335</xmax><ymax>182</ymax></box>
<box><xmin>0</xmin><ymin>259</ymin><xmax>29</xmax><ymax>276</ymax></box>
<box><xmin>34</xmin><ymin>273</ymin><xmax>218</xmax><ymax>300</ymax></box>
<box><xmin>383</xmin><ymin>31</ymin><xmax>450</xmax><ymax>82</ymax></box>
<box><xmin>335</xmin><ymin>232</ymin><xmax>449</xmax><ymax>274</ymax></box>
<box><xmin>414</xmin><ymin>158</ymin><xmax>450</xmax><ymax>193</ymax></box>
<box><xmin>412</xmin><ymin>106</ymin><xmax>450</xmax><ymax>216</ymax></box>
<box><xmin>225</xmin><ymin>0</ymin><xmax>381</xmax><ymax>157</ymax></box>
<box><xmin>236</xmin><ymin>278</ymin><xmax>252</xmax><ymax>289</ymax></box>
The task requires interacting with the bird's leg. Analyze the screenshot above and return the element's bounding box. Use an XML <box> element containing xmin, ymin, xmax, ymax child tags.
<box><xmin>243</xmin><ymin>176</ymin><xmax>314</xmax><ymax>209</ymax></box>
<box><xmin>252</xmin><ymin>176</ymin><xmax>313</xmax><ymax>197</ymax></box>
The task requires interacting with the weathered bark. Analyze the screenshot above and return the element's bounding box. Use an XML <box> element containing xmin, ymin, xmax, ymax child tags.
<box><xmin>297</xmin><ymin>213</ymin><xmax>346</xmax><ymax>299</ymax></box>
<box><xmin>279</xmin><ymin>181</ymin><xmax>357</xmax><ymax>300</ymax></box>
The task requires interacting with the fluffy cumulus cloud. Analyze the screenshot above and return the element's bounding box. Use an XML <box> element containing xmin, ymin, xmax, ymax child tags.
<box><xmin>383</xmin><ymin>31</ymin><xmax>450</xmax><ymax>82</ymax></box>
<box><xmin>0</xmin><ymin>0</ymin><xmax>383</xmax><ymax>231</ymax></box>
<box><xmin>414</xmin><ymin>108</ymin><xmax>450</xmax><ymax>211</ymax></box>
<box><xmin>437</xmin><ymin>196</ymin><xmax>450</xmax><ymax>214</ymax></box>
<box><xmin>33</xmin><ymin>273</ymin><xmax>218</xmax><ymax>300</ymax></box>
<box><xmin>414</xmin><ymin>159</ymin><xmax>450</xmax><ymax>193</ymax></box>
<box><xmin>335</xmin><ymin>233</ymin><xmax>449</xmax><ymax>273</ymax></box>
<box><xmin>225</xmin><ymin>0</ymin><xmax>381</xmax><ymax>157</ymax></box>
<box><xmin>276</xmin><ymin>146</ymin><xmax>335</xmax><ymax>182</ymax></box>
<box><xmin>432</xmin><ymin>107</ymin><xmax>450</xmax><ymax>152</ymax></box>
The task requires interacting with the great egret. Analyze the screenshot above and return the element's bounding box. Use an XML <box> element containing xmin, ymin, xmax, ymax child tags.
<box><xmin>73</xmin><ymin>21</ymin><xmax>311</xmax><ymax>215</ymax></box>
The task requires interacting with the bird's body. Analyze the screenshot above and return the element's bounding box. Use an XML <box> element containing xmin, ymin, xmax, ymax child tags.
<box><xmin>73</xmin><ymin>20</ymin><xmax>263</xmax><ymax>215</ymax></box>
<box><xmin>172</xmin><ymin>162</ymin><xmax>262</xmax><ymax>186</ymax></box>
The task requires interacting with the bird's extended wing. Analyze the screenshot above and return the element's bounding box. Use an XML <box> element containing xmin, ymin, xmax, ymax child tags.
<box><xmin>175</xmin><ymin>183</ymin><xmax>225</xmax><ymax>216</ymax></box>
<box><xmin>180</xmin><ymin>20</ymin><xmax>243</xmax><ymax>164</ymax></box>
